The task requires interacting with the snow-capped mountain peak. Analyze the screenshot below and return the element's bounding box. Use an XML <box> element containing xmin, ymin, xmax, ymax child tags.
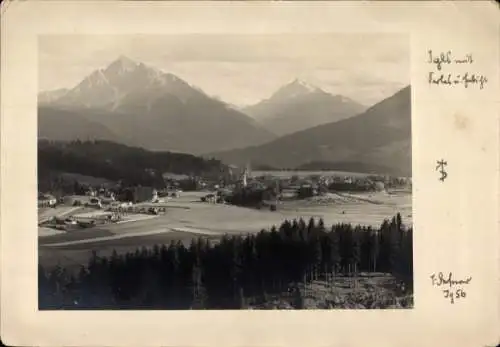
<box><xmin>81</xmin><ymin>70</ymin><xmax>109</xmax><ymax>87</ymax></box>
<box><xmin>104</xmin><ymin>55</ymin><xmax>139</xmax><ymax>76</ymax></box>
<box><xmin>243</xmin><ymin>78</ymin><xmax>366</xmax><ymax>136</ymax></box>
<box><xmin>40</xmin><ymin>56</ymin><xmax>206</xmax><ymax>109</ymax></box>
<box><xmin>290</xmin><ymin>78</ymin><xmax>318</xmax><ymax>92</ymax></box>
<box><xmin>271</xmin><ymin>78</ymin><xmax>322</xmax><ymax>100</ymax></box>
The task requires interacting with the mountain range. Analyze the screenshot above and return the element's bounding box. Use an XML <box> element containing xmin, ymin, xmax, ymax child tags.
<box><xmin>210</xmin><ymin>86</ymin><xmax>412</xmax><ymax>176</ymax></box>
<box><xmin>243</xmin><ymin>79</ymin><xmax>366</xmax><ymax>136</ymax></box>
<box><xmin>38</xmin><ymin>56</ymin><xmax>276</xmax><ymax>154</ymax></box>
<box><xmin>39</xmin><ymin>56</ymin><xmax>411</xmax><ymax>176</ymax></box>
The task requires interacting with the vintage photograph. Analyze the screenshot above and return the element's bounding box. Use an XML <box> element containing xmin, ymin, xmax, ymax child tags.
<box><xmin>37</xmin><ymin>34</ymin><xmax>412</xmax><ymax>310</ymax></box>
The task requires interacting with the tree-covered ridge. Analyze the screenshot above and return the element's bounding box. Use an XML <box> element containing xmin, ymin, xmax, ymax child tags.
<box><xmin>38</xmin><ymin>140</ymin><xmax>227</xmax><ymax>188</ymax></box>
<box><xmin>39</xmin><ymin>214</ymin><xmax>413</xmax><ymax>310</ymax></box>
<box><xmin>209</xmin><ymin>86</ymin><xmax>411</xmax><ymax>177</ymax></box>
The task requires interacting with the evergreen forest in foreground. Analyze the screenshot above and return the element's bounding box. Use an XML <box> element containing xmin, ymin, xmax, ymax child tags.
<box><xmin>39</xmin><ymin>214</ymin><xmax>413</xmax><ymax>309</ymax></box>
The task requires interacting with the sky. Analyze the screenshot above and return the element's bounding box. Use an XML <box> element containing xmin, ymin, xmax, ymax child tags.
<box><xmin>38</xmin><ymin>34</ymin><xmax>409</xmax><ymax>107</ymax></box>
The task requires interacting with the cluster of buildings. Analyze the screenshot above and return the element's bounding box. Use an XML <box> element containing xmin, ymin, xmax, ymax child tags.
<box><xmin>38</xmin><ymin>185</ymin><xmax>161</xmax><ymax>210</ymax></box>
<box><xmin>39</xmin><ymin>162</ymin><xmax>411</xmax><ymax>213</ymax></box>
<box><xmin>37</xmin><ymin>193</ymin><xmax>57</xmax><ymax>208</ymax></box>
<box><xmin>207</xmin><ymin>166</ymin><xmax>411</xmax><ymax>208</ymax></box>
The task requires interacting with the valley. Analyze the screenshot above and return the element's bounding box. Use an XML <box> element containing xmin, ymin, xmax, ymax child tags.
<box><xmin>37</xmin><ymin>49</ymin><xmax>412</xmax><ymax>310</ymax></box>
<box><xmin>39</xmin><ymin>190</ymin><xmax>411</xmax><ymax>270</ymax></box>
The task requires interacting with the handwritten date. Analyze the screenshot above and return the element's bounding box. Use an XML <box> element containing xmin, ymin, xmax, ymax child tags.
<box><xmin>442</xmin><ymin>288</ymin><xmax>466</xmax><ymax>304</ymax></box>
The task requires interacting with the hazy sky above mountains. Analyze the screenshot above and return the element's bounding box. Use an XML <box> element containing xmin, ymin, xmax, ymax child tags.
<box><xmin>39</xmin><ymin>34</ymin><xmax>409</xmax><ymax>107</ymax></box>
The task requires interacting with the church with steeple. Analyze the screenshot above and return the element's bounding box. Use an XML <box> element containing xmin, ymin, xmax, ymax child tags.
<box><xmin>237</xmin><ymin>163</ymin><xmax>251</xmax><ymax>189</ymax></box>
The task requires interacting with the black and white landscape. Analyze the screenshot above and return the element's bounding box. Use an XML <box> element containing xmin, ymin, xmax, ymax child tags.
<box><xmin>38</xmin><ymin>34</ymin><xmax>412</xmax><ymax>310</ymax></box>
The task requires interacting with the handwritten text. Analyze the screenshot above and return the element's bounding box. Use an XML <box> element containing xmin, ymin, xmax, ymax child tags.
<box><xmin>427</xmin><ymin>50</ymin><xmax>487</xmax><ymax>90</ymax></box>
<box><xmin>430</xmin><ymin>272</ymin><xmax>472</xmax><ymax>304</ymax></box>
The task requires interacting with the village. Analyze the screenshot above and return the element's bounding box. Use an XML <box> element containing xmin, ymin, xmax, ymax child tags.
<box><xmin>38</xmin><ymin>165</ymin><xmax>412</xmax><ymax>237</ymax></box>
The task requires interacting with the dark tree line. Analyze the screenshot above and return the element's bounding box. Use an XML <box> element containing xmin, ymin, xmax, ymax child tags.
<box><xmin>39</xmin><ymin>214</ymin><xmax>412</xmax><ymax>310</ymax></box>
<box><xmin>38</xmin><ymin>139</ymin><xmax>227</xmax><ymax>189</ymax></box>
<box><xmin>225</xmin><ymin>187</ymin><xmax>274</xmax><ymax>207</ymax></box>
<box><xmin>295</xmin><ymin>161</ymin><xmax>396</xmax><ymax>175</ymax></box>
<box><xmin>327</xmin><ymin>182</ymin><xmax>377</xmax><ymax>192</ymax></box>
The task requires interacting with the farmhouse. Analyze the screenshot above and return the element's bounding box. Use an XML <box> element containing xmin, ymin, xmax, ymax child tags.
<box><xmin>38</xmin><ymin>193</ymin><xmax>57</xmax><ymax>208</ymax></box>
<box><xmin>124</xmin><ymin>186</ymin><xmax>156</xmax><ymax>203</ymax></box>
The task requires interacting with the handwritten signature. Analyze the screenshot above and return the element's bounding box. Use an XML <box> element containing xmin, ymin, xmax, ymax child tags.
<box><xmin>430</xmin><ymin>272</ymin><xmax>472</xmax><ymax>287</ymax></box>
<box><xmin>430</xmin><ymin>272</ymin><xmax>472</xmax><ymax>304</ymax></box>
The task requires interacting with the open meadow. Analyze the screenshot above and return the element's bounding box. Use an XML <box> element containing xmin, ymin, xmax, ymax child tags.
<box><xmin>39</xmin><ymin>190</ymin><xmax>412</xmax><ymax>272</ymax></box>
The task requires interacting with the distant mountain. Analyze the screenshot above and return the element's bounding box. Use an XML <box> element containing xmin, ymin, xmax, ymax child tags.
<box><xmin>38</xmin><ymin>88</ymin><xmax>70</xmax><ymax>105</ymax></box>
<box><xmin>52</xmin><ymin>56</ymin><xmax>198</xmax><ymax>110</ymax></box>
<box><xmin>243</xmin><ymin>79</ymin><xmax>366</xmax><ymax>136</ymax></box>
<box><xmin>210</xmin><ymin>86</ymin><xmax>412</xmax><ymax>176</ymax></box>
<box><xmin>38</xmin><ymin>56</ymin><xmax>277</xmax><ymax>154</ymax></box>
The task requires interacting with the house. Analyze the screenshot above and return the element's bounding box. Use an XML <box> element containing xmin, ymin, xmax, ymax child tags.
<box><xmin>281</xmin><ymin>188</ymin><xmax>298</xmax><ymax>199</ymax></box>
<box><xmin>343</xmin><ymin>177</ymin><xmax>353</xmax><ymax>184</ymax></box>
<box><xmin>87</xmin><ymin>197</ymin><xmax>103</xmax><ymax>209</ymax></box>
<box><xmin>130</xmin><ymin>186</ymin><xmax>155</xmax><ymax>203</ymax></box>
<box><xmin>297</xmin><ymin>185</ymin><xmax>317</xmax><ymax>199</ymax></box>
<box><xmin>202</xmin><ymin>193</ymin><xmax>217</xmax><ymax>203</ymax></box>
<box><xmin>373</xmin><ymin>181</ymin><xmax>386</xmax><ymax>191</ymax></box>
<box><xmin>38</xmin><ymin>193</ymin><xmax>57</xmax><ymax>208</ymax></box>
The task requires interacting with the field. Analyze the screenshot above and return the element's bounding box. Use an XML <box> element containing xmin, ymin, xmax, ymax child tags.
<box><xmin>252</xmin><ymin>170</ymin><xmax>375</xmax><ymax>178</ymax></box>
<box><xmin>39</xmin><ymin>190</ymin><xmax>412</xmax><ymax>271</ymax></box>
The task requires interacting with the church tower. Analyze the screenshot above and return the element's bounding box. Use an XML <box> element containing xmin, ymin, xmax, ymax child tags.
<box><xmin>241</xmin><ymin>168</ymin><xmax>248</xmax><ymax>188</ymax></box>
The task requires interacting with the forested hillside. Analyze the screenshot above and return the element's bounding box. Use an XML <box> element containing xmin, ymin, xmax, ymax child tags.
<box><xmin>38</xmin><ymin>140</ymin><xmax>227</xmax><ymax>189</ymax></box>
<box><xmin>210</xmin><ymin>86</ymin><xmax>412</xmax><ymax>177</ymax></box>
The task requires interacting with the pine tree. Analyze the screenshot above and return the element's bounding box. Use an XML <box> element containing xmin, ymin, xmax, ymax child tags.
<box><xmin>291</xmin><ymin>285</ymin><xmax>304</xmax><ymax>309</ymax></box>
<box><xmin>317</xmin><ymin>218</ymin><xmax>326</xmax><ymax>234</ymax></box>
<box><xmin>307</xmin><ymin>217</ymin><xmax>316</xmax><ymax>235</ymax></box>
<box><xmin>38</xmin><ymin>264</ymin><xmax>50</xmax><ymax>309</ymax></box>
<box><xmin>312</xmin><ymin>237</ymin><xmax>322</xmax><ymax>280</ymax></box>
<box><xmin>378</xmin><ymin>219</ymin><xmax>392</xmax><ymax>272</ymax></box>
<box><xmin>339</xmin><ymin>224</ymin><xmax>354</xmax><ymax>274</ymax></box>
<box><xmin>396</xmin><ymin>213</ymin><xmax>403</xmax><ymax>231</ymax></box>
<box><xmin>352</xmin><ymin>226</ymin><xmax>362</xmax><ymax>275</ymax></box>
<box><xmin>229</xmin><ymin>236</ymin><xmax>244</xmax><ymax>307</ymax></box>
<box><xmin>191</xmin><ymin>263</ymin><xmax>207</xmax><ymax>309</ymax></box>
<box><xmin>298</xmin><ymin>218</ymin><xmax>307</xmax><ymax>236</ymax></box>
<box><xmin>291</xmin><ymin>219</ymin><xmax>299</xmax><ymax>233</ymax></box>
<box><xmin>329</xmin><ymin>226</ymin><xmax>341</xmax><ymax>275</ymax></box>
<box><xmin>371</xmin><ymin>230</ymin><xmax>380</xmax><ymax>272</ymax></box>
<box><xmin>389</xmin><ymin>217</ymin><xmax>401</xmax><ymax>274</ymax></box>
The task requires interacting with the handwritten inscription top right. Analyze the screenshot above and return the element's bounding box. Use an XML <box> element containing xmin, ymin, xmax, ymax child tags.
<box><xmin>428</xmin><ymin>50</ymin><xmax>488</xmax><ymax>89</ymax></box>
